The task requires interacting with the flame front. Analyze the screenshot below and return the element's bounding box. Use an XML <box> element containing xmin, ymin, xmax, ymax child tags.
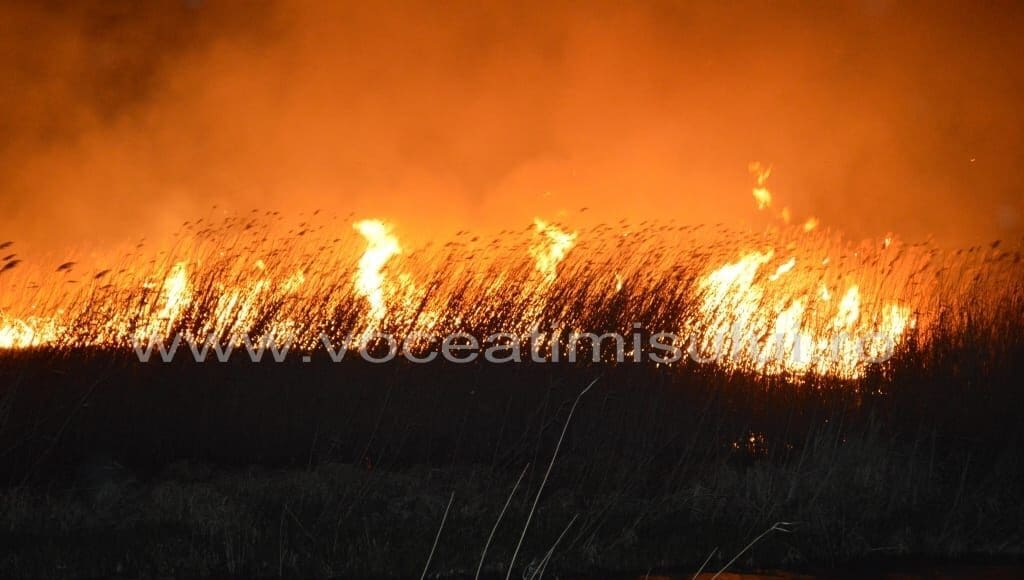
<box><xmin>695</xmin><ymin>250</ymin><xmax>915</xmax><ymax>377</ymax></box>
<box><xmin>0</xmin><ymin>206</ymin><xmax>1016</xmax><ymax>380</ymax></box>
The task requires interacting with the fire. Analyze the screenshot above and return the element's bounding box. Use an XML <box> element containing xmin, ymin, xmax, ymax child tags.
<box><xmin>834</xmin><ymin>286</ymin><xmax>861</xmax><ymax>330</ymax></box>
<box><xmin>768</xmin><ymin>257</ymin><xmax>796</xmax><ymax>281</ymax></box>
<box><xmin>749</xmin><ymin>162</ymin><xmax>773</xmax><ymax>210</ymax></box>
<box><xmin>141</xmin><ymin>261</ymin><xmax>192</xmax><ymax>339</ymax></box>
<box><xmin>0</xmin><ymin>314</ymin><xmax>58</xmax><ymax>349</ymax></box>
<box><xmin>693</xmin><ymin>247</ymin><xmax>921</xmax><ymax>378</ymax></box>
<box><xmin>751</xmin><ymin>160</ymin><xmax>820</xmax><ymax>234</ymax></box>
<box><xmin>529</xmin><ymin>219</ymin><xmax>577</xmax><ymax>285</ymax></box>
<box><xmin>0</xmin><ymin>194</ymin><xmax>1016</xmax><ymax>381</ymax></box>
<box><xmin>353</xmin><ymin>219</ymin><xmax>402</xmax><ymax>329</ymax></box>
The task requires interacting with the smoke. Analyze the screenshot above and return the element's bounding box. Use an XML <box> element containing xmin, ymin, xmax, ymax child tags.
<box><xmin>1</xmin><ymin>0</ymin><xmax>1022</xmax><ymax>254</ymax></box>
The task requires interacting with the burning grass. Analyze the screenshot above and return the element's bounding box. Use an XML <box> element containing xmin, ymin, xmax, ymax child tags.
<box><xmin>1</xmin><ymin>212</ymin><xmax>1020</xmax><ymax>380</ymax></box>
<box><xmin>1</xmin><ymin>195</ymin><xmax>1022</xmax><ymax>576</ymax></box>
<box><xmin>0</xmin><ymin>313</ymin><xmax>1022</xmax><ymax>577</ymax></box>
<box><xmin>0</xmin><ymin>254</ymin><xmax>1021</xmax><ymax>576</ymax></box>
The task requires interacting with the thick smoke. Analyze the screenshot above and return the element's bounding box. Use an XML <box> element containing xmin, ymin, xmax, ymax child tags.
<box><xmin>1</xmin><ymin>1</ymin><xmax>1022</xmax><ymax>254</ymax></box>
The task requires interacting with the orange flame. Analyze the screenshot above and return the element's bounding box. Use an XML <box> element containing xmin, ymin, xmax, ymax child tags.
<box><xmin>0</xmin><ymin>191</ymin><xmax>1015</xmax><ymax>381</ymax></box>
<box><xmin>749</xmin><ymin>162</ymin><xmax>773</xmax><ymax>210</ymax></box>
<box><xmin>353</xmin><ymin>219</ymin><xmax>402</xmax><ymax>329</ymax></box>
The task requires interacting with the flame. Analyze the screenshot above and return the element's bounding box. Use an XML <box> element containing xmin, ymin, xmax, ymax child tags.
<box><xmin>834</xmin><ymin>286</ymin><xmax>861</xmax><ymax>330</ymax></box>
<box><xmin>353</xmin><ymin>219</ymin><xmax>402</xmax><ymax>329</ymax></box>
<box><xmin>693</xmin><ymin>248</ymin><xmax>920</xmax><ymax>377</ymax></box>
<box><xmin>137</xmin><ymin>261</ymin><xmax>191</xmax><ymax>341</ymax></box>
<box><xmin>751</xmin><ymin>162</ymin><xmax>818</xmax><ymax>233</ymax></box>
<box><xmin>0</xmin><ymin>314</ymin><xmax>59</xmax><ymax>349</ymax></box>
<box><xmin>768</xmin><ymin>257</ymin><xmax>796</xmax><ymax>281</ymax></box>
<box><xmin>819</xmin><ymin>283</ymin><xmax>831</xmax><ymax>301</ymax></box>
<box><xmin>280</xmin><ymin>269</ymin><xmax>305</xmax><ymax>294</ymax></box>
<box><xmin>0</xmin><ymin>194</ymin><xmax>1015</xmax><ymax>381</ymax></box>
<box><xmin>749</xmin><ymin>162</ymin><xmax>773</xmax><ymax>210</ymax></box>
<box><xmin>530</xmin><ymin>218</ymin><xmax>577</xmax><ymax>285</ymax></box>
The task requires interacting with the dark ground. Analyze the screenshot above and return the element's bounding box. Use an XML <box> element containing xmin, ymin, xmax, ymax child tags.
<box><xmin>1</xmin><ymin>332</ymin><xmax>1022</xmax><ymax>578</ymax></box>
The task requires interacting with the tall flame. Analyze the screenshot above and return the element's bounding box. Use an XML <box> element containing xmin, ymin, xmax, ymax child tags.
<box><xmin>529</xmin><ymin>218</ymin><xmax>577</xmax><ymax>285</ymax></box>
<box><xmin>353</xmin><ymin>219</ymin><xmax>402</xmax><ymax>329</ymax></box>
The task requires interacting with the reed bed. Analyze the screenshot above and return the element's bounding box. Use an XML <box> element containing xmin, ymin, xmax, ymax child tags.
<box><xmin>1</xmin><ymin>214</ymin><xmax>1020</xmax><ymax>380</ymax></box>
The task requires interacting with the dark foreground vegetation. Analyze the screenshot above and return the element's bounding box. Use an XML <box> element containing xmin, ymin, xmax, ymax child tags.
<box><xmin>1</xmin><ymin>303</ymin><xmax>1023</xmax><ymax>578</ymax></box>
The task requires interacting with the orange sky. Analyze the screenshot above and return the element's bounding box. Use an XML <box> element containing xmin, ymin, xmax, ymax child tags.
<box><xmin>1</xmin><ymin>0</ymin><xmax>1022</xmax><ymax>254</ymax></box>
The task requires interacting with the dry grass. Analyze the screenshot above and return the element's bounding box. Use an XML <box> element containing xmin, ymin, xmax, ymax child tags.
<box><xmin>1</xmin><ymin>215</ymin><xmax>1020</xmax><ymax>380</ymax></box>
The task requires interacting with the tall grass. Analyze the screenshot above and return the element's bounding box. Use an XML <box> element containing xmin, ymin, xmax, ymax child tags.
<box><xmin>1</xmin><ymin>214</ymin><xmax>1020</xmax><ymax>379</ymax></box>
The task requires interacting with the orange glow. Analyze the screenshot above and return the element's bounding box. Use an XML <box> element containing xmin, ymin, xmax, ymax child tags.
<box><xmin>0</xmin><ymin>3</ymin><xmax>1022</xmax><ymax>381</ymax></box>
<box><xmin>0</xmin><ymin>208</ymin><xmax>1017</xmax><ymax>380</ymax></box>
<box><xmin>2</xmin><ymin>2</ymin><xmax>1022</xmax><ymax>256</ymax></box>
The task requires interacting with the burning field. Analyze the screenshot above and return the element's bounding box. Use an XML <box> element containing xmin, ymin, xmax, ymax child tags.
<box><xmin>1</xmin><ymin>1</ymin><xmax>1023</xmax><ymax>579</ymax></box>
<box><xmin>0</xmin><ymin>198</ymin><xmax>1018</xmax><ymax>379</ymax></box>
<box><xmin>1</xmin><ymin>173</ymin><xmax>1022</xmax><ymax>578</ymax></box>
<box><xmin>1</xmin><ymin>162</ymin><xmax>1019</xmax><ymax>379</ymax></box>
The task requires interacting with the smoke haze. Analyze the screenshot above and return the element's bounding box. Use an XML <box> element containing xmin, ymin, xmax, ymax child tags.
<box><xmin>1</xmin><ymin>0</ymin><xmax>1022</xmax><ymax>254</ymax></box>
